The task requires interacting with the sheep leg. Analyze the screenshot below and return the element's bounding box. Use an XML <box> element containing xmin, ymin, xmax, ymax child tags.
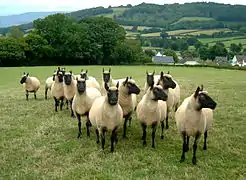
<box><xmin>203</xmin><ymin>131</ymin><xmax>208</xmax><ymax>150</ymax></box>
<box><xmin>26</xmin><ymin>90</ymin><xmax>29</xmax><ymax>101</ymax></box>
<box><xmin>86</xmin><ymin>120</ymin><xmax>91</xmax><ymax>137</ymax></box>
<box><xmin>160</xmin><ymin>121</ymin><xmax>165</xmax><ymax>140</ymax></box>
<box><xmin>101</xmin><ymin>128</ymin><xmax>106</xmax><ymax>151</ymax></box>
<box><xmin>34</xmin><ymin>92</ymin><xmax>37</xmax><ymax>99</ymax></box>
<box><xmin>180</xmin><ymin>131</ymin><xmax>187</xmax><ymax>163</ymax></box>
<box><xmin>141</xmin><ymin>123</ymin><xmax>147</xmax><ymax>146</ymax></box>
<box><xmin>192</xmin><ymin>132</ymin><xmax>201</xmax><ymax>165</ymax></box>
<box><xmin>151</xmin><ymin>122</ymin><xmax>157</xmax><ymax>148</ymax></box>
<box><xmin>45</xmin><ymin>87</ymin><xmax>48</xmax><ymax>99</ymax></box>
<box><xmin>128</xmin><ymin>117</ymin><xmax>132</xmax><ymax>127</ymax></box>
<box><xmin>69</xmin><ymin>100</ymin><xmax>75</xmax><ymax>117</ymax></box>
<box><xmin>60</xmin><ymin>97</ymin><xmax>64</xmax><ymax>111</ymax></box>
<box><xmin>115</xmin><ymin>132</ymin><xmax>118</xmax><ymax>144</ymax></box>
<box><xmin>54</xmin><ymin>97</ymin><xmax>59</xmax><ymax>112</ymax></box>
<box><xmin>186</xmin><ymin>136</ymin><xmax>190</xmax><ymax>152</ymax></box>
<box><xmin>76</xmin><ymin>113</ymin><xmax>82</xmax><ymax>138</ymax></box>
<box><xmin>96</xmin><ymin>129</ymin><xmax>100</xmax><ymax>144</ymax></box>
<box><xmin>110</xmin><ymin>127</ymin><xmax>117</xmax><ymax>152</ymax></box>
<box><xmin>123</xmin><ymin>114</ymin><xmax>131</xmax><ymax>138</ymax></box>
<box><xmin>165</xmin><ymin>112</ymin><xmax>169</xmax><ymax>129</ymax></box>
<box><xmin>66</xmin><ymin>99</ymin><xmax>69</xmax><ymax>109</ymax></box>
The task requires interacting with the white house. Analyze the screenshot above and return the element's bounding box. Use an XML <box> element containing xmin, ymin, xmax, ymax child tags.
<box><xmin>184</xmin><ymin>61</ymin><xmax>200</xmax><ymax>65</ymax></box>
<box><xmin>230</xmin><ymin>55</ymin><xmax>246</xmax><ymax>67</ymax></box>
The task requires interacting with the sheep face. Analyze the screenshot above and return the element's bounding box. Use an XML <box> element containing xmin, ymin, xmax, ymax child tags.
<box><xmin>158</xmin><ymin>72</ymin><xmax>176</xmax><ymax>89</ymax></box>
<box><xmin>194</xmin><ymin>86</ymin><xmax>217</xmax><ymax>110</ymax></box>
<box><xmin>76</xmin><ymin>79</ymin><xmax>86</xmax><ymax>94</ymax></box>
<box><xmin>80</xmin><ymin>69</ymin><xmax>88</xmax><ymax>80</ymax></box>
<box><xmin>54</xmin><ymin>71</ymin><xmax>63</xmax><ymax>82</ymax></box>
<box><xmin>123</xmin><ymin>77</ymin><xmax>140</xmax><ymax>95</ymax></box>
<box><xmin>102</xmin><ymin>68</ymin><xmax>111</xmax><ymax>83</ymax></box>
<box><xmin>61</xmin><ymin>68</ymin><xmax>66</xmax><ymax>76</ymax></box>
<box><xmin>20</xmin><ymin>73</ymin><xmax>29</xmax><ymax>84</ymax></box>
<box><xmin>151</xmin><ymin>86</ymin><xmax>168</xmax><ymax>101</ymax></box>
<box><xmin>105</xmin><ymin>82</ymin><xmax>119</xmax><ymax>105</ymax></box>
<box><xmin>146</xmin><ymin>71</ymin><xmax>155</xmax><ymax>86</ymax></box>
<box><xmin>64</xmin><ymin>72</ymin><xmax>73</xmax><ymax>85</ymax></box>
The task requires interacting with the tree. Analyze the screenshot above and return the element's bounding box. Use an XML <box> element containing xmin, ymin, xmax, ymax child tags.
<box><xmin>194</xmin><ymin>41</ymin><xmax>202</xmax><ymax>50</ymax></box>
<box><xmin>160</xmin><ymin>31</ymin><xmax>169</xmax><ymax>39</ymax></box>
<box><xmin>0</xmin><ymin>37</ymin><xmax>27</xmax><ymax>66</ymax></box>
<box><xmin>144</xmin><ymin>48</ymin><xmax>155</xmax><ymax>57</ymax></box>
<box><xmin>199</xmin><ymin>46</ymin><xmax>210</xmax><ymax>60</ymax></box>
<box><xmin>230</xmin><ymin>43</ymin><xmax>242</xmax><ymax>54</ymax></box>
<box><xmin>7</xmin><ymin>26</ymin><xmax>24</xmax><ymax>39</ymax></box>
<box><xmin>163</xmin><ymin>49</ymin><xmax>178</xmax><ymax>63</ymax></box>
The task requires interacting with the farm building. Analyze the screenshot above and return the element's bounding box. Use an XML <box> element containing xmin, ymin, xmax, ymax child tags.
<box><xmin>184</xmin><ymin>61</ymin><xmax>200</xmax><ymax>65</ymax></box>
<box><xmin>152</xmin><ymin>51</ymin><xmax>175</xmax><ymax>64</ymax></box>
<box><xmin>230</xmin><ymin>55</ymin><xmax>246</xmax><ymax>66</ymax></box>
<box><xmin>215</xmin><ymin>56</ymin><xmax>228</xmax><ymax>65</ymax></box>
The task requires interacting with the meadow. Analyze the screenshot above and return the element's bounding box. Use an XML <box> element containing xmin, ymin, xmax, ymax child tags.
<box><xmin>0</xmin><ymin>66</ymin><xmax>245</xmax><ymax>179</ymax></box>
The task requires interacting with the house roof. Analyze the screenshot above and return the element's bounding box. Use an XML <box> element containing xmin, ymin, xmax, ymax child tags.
<box><xmin>153</xmin><ymin>56</ymin><xmax>174</xmax><ymax>64</ymax></box>
<box><xmin>215</xmin><ymin>56</ymin><xmax>228</xmax><ymax>64</ymax></box>
<box><xmin>236</xmin><ymin>55</ymin><xmax>246</xmax><ymax>64</ymax></box>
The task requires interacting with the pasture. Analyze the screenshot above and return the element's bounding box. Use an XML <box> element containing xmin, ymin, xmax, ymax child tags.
<box><xmin>172</xmin><ymin>17</ymin><xmax>215</xmax><ymax>25</ymax></box>
<box><xmin>1</xmin><ymin>66</ymin><xmax>245</xmax><ymax>179</ymax></box>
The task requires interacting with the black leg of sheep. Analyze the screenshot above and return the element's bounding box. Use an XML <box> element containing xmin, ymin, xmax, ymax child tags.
<box><xmin>76</xmin><ymin>113</ymin><xmax>82</xmax><ymax>138</ymax></box>
<box><xmin>186</xmin><ymin>136</ymin><xmax>190</xmax><ymax>152</ymax></box>
<box><xmin>34</xmin><ymin>92</ymin><xmax>37</xmax><ymax>99</ymax></box>
<box><xmin>192</xmin><ymin>132</ymin><xmax>201</xmax><ymax>165</ymax></box>
<box><xmin>203</xmin><ymin>131</ymin><xmax>208</xmax><ymax>150</ymax></box>
<box><xmin>96</xmin><ymin>129</ymin><xmax>100</xmax><ymax>144</ymax></box>
<box><xmin>151</xmin><ymin>122</ymin><xmax>157</xmax><ymax>148</ymax></box>
<box><xmin>160</xmin><ymin>121</ymin><xmax>165</xmax><ymax>139</ymax></box>
<box><xmin>60</xmin><ymin>97</ymin><xmax>64</xmax><ymax>111</ymax></box>
<box><xmin>141</xmin><ymin>123</ymin><xmax>147</xmax><ymax>146</ymax></box>
<box><xmin>26</xmin><ymin>90</ymin><xmax>29</xmax><ymax>101</ymax></box>
<box><xmin>165</xmin><ymin>113</ymin><xmax>169</xmax><ymax>129</ymax></box>
<box><xmin>54</xmin><ymin>98</ymin><xmax>59</xmax><ymax>112</ymax></box>
<box><xmin>101</xmin><ymin>128</ymin><xmax>107</xmax><ymax>151</ymax></box>
<box><xmin>86</xmin><ymin>120</ymin><xmax>91</xmax><ymax>137</ymax></box>
<box><xmin>45</xmin><ymin>87</ymin><xmax>48</xmax><ymax>100</ymax></box>
<box><xmin>123</xmin><ymin>113</ymin><xmax>131</xmax><ymax>138</ymax></box>
<box><xmin>69</xmin><ymin>100</ymin><xmax>75</xmax><ymax>117</ymax></box>
<box><xmin>110</xmin><ymin>127</ymin><xmax>117</xmax><ymax>152</ymax></box>
<box><xmin>180</xmin><ymin>131</ymin><xmax>187</xmax><ymax>163</ymax></box>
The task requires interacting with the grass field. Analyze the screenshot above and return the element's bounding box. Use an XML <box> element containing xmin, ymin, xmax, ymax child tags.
<box><xmin>199</xmin><ymin>37</ymin><xmax>246</xmax><ymax>48</ymax></box>
<box><xmin>185</xmin><ymin>28</ymin><xmax>231</xmax><ymax>35</ymax></box>
<box><xmin>1</xmin><ymin>66</ymin><xmax>246</xmax><ymax>179</ymax></box>
<box><xmin>172</xmin><ymin>17</ymin><xmax>215</xmax><ymax>25</ymax></box>
<box><xmin>99</xmin><ymin>8</ymin><xmax>128</xmax><ymax>18</ymax></box>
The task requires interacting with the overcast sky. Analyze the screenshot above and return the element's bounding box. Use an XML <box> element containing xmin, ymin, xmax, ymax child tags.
<box><xmin>0</xmin><ymin>0</ymin><xmax>245</xmax><ymax>16</ymax></box>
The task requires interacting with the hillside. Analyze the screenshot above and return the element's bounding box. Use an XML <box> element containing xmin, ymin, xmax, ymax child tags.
<box><xmin>0</xmin><ymin>11</ymin><xmax>66</xmax><ymax>27</ymax></box>
<box><xmin>1</xmin><ymin>2</ymin><xmax>246</xmax><ymax>34</ymax></box>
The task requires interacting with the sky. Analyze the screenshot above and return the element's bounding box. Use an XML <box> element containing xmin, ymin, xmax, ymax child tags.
<box><xmin>0</xmin><ymin>0</ymin><xmax>246</xmax><ymax>16</ymax></box>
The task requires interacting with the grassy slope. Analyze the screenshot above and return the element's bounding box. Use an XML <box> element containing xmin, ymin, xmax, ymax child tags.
<box><xmin>1</xmin><ymin>66</ymin><xmax>245</xmax><ymax>179</ymax></box>
<box><xmin>172</xmin><ymin>17</ymin><xmax>215</xmax><ymax>25</ymax></box>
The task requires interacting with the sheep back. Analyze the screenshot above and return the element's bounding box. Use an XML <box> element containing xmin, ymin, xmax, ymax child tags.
<box><xmin>25</xmin><ymin>76</ymin><xmax>40</xmax><ymax>92</ymax></box>
<box><xmin>63</xmin><ymin>79</ymin><xmax>76</xmax><ymax>100</ymax></box>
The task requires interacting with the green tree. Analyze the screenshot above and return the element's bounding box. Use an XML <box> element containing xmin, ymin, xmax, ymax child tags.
<box><xmin>163</xmin><ymin>49</ymin><xmax>178</xmax><ymax>63</ymax></box>
<box><xmin>230</xmin><ymin>43</ymin><xmax>242</xmax><ymax>54</ymax></box>
<box><xmin>160</xmin><ymin>31</ymin><xmax>169</xmax><ymax>39</ymax></box>
<box><xmin>199</xmin><ymin>46</ymin><xmax>210</xmax><ymax>60</ymax></box>
<box><xmin>144</xmin><ymin>48</ymin><xmax>155</xmax><ymax>57</ymax></box>
<box><xmin>0</xmin><ymin>37</ymin><xmax>27</xmax><ymax>66</ymax></box>
<box><xmin>7</xmin><ymin>26</ymin><xmax>24</xmax><ymax>39</ymax></box>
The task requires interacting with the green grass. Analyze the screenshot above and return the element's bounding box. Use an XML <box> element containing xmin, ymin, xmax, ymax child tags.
<box><xmin>1</xmin><ymin>66</ymin><xmax>246</xmax><ymax>179</ymax></box>
<box><xmin>100</xmin><ymin>7</ymin><xmax>128</xmax><ymax>18</ymax></box>
<box><xmin>167</xmin><ymin>29</ymin><xmax>199</xmax><ymax>35</ymax></box>
<box><xmin>141</xmin><ymin>32</ymin><xmax>161</xmax><ymax>37</ymax></box>
<box><xmin>172</xmin><ymin>17</ymin><xmax>215</xmax><ymax>25</ymax></box>
<box><xmin>185</xmin><ymin>28</ymin><xmax>231</xmax><ymax>35</ymax></box>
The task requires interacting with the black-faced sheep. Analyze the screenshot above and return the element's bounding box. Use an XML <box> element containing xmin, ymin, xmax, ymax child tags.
<box><xmin>20</xmin><ymin>72</ymin><xmax>40</xmax><ymax>100</ymax></box>
<box><xmin>137</xmin><ymin>82</ymin><xmax>168</xmax><ymax>148</ymax></box>
<box><xmin>89</xmin><ymin>82</ymin><xmax>123</xmax><ymax>152</ymax></box>
<box><xmin>72</xmin><ymin>78</ymin><xmax>102</xmax><ymax>138</ymax></box>
<box><xmin>175</xmin><ymin>85</ymin><xmax>217</xmax><ymax>165</ymax></box>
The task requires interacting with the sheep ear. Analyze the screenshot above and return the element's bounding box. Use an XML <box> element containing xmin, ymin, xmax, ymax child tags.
<box><xmin>76</xmin><ymin>77</ymin><xmax>78</xmax><ymax>81</ymax></box>
<box><xmin>23</xmin><ymin>72</ymin><xmax>25</xmax><ymax>75</ymax></box>
<box><xmin>81</xmin><ymin>69</ymin><xmax>83</xmax><ymax>72</ymax></box>
<box><xmin>167</xmin><ymin>71</ymin><xmax>170</xmax><ymax>74</ymax></box>
<box><xmin>146</xmin><ymin>70</ymin><xmax>148</xmax><ymax>75</ymax></box>
<box><xmin>124</xmin><ymin>77</ymin><xmax>129</xmax><ymax>85</ymax></box>
<box><xmin>102</xmin><ymin>68</ymin><xmax>104</xmax><ymax>73</ymax></box>
<box><xmin>116</xmin><ymin>81</ymin><xmax>119</xmax><ymax>89</ymax></box>
<box><xmin>70</xmin><ymin>70</ymin><xmax>72</xmax><ymax>74</ymax></box>
<box><xmin>194</xmin><ymin>86</ymin><xmax>200</xmax><ymax>98</ymax></box>
<box><xmin>109</xmin><ymin>68</ymin><xmax>111</xmax><ymax>73</ymax></box>
<box><xmin>153</xmin><ymin>70</ymin><xmax>155</xmax><ymax>75</ymax></box>
<box><xmin>160</xmin><ymin>71</ymin><xmax>164</xmax><ymax>77</ymax></box>
<box><xmin>26</xmin><ymin>73</ymin><xmax>29</xmax><ymax>76</ymax></box>
<box><xmin>57</xmin><ymin>67</ymin><xmax>60</xmax><ymax>71</ymax></box>
<box><xmin>104</xmin><ymin>82</ymin><xmax>109</xmax><ymax>91</ymax></box>
<box><xmin>129</xmin><ymin>76</ymin><xmax>132</xmax><ymax>79</ymax></box>
<box><xmin>200</xmin><ymin>84</ymin><xmax>204</xmax><ymax>91</ymax></box>
<box><xmin>86</xmin><ymin>70</ymin><xmax>88</xmax><ymax>73</ymax></box>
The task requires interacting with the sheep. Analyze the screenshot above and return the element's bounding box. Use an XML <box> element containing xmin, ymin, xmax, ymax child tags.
<box><xmin>89</xmin><ymin>82</ymin><xmax>123</xmax><ymax>152</ymax></box>
<box><xmin>137</xmin><ymin>82</ymin><xmax>168</xmax><ymax>148</ymax></box>
<box><xmin>118</xmin><ymin>77</ymin><xmax>141</xmax><ymax>138</ymax></box>
<box><xmin>51</xmin><ymin>68</ymin><xmax>65</xmax><ymax>112</ymax></box>
<box><xmin>63</xmin><ymin>70</ymin><xmax>76</xmax><ymax>117</ymax></box>
<box><xmin>45</xmin><ymin>71</ymin><xmax>56</xmax><ymax>99</ymax></box>
<box><xmin>175</xmin><ymin>85</ymin><xmax>217</xmax><ymax>165</ymax></box>
<box><xmin>20</xmin><ymin>72</ymin><xmax>40</xmax><ymax>100</ymax></box>
<box><xmin>72</xmin><ymin>78</ymin><xmax>102</xmax><ymax>138</ymax></box>
<box><xmin>157</xmin><ymin>71</ymin><xmax>180</xmax><ymax>129</ymax></box>
<box><xmin>79</xmin><ymin>69</ymin><xmax>101</xmax><ymax>91</ymax></box>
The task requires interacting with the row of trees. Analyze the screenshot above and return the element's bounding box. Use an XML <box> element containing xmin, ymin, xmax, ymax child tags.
<box><xmin>0</xmin><ymin>14</ymin><xmax>152</xmax><ymax>67</ymax></box>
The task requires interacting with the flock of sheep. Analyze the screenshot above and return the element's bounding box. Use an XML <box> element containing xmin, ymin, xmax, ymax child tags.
<box><xmin>19</xmin><ymin>67</ymin><xmax>217</xmax><ymax>165</ymax></box>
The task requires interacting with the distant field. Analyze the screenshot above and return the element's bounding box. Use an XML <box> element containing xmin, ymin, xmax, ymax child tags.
<box><xmin>122</xmin><ymin>25</ymin><xmax>156</xmax><ymax>30</ymax></box>
<box><xmin>98</xmin><ymin>7</ymin><xmax>128</xmax><ymax>18</ymax></box>
<box><xmin>185</xmin><ymin>28</ymin><xmax>231</xmax><ymax>35</ymax></box>
<box><xmin>199</xmin><ymin>36</ymin><xmax>246</xmax><ymax>44</ymax></box>
<box><xmin>1</xmin><ymin>66</ymin><xmax>245</xmax><ymax>179</ymax></box>
<box><xmin>167</xmin><ymin>29</ymin><xmax>199</xmax><ymax>35</ymax></box>
<box><xmin>172</xmin><ymin>17</ymin><xmax>215</xmax><ymax>25</ymax></box>
<box><xmin>141</xmin><ymin>32</ymin><xmax>161</xmax><ymax>37</ymax></box>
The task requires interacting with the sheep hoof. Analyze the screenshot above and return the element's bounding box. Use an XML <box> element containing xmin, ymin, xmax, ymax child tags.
<box><xmin>152</xmin><ymin>145</ymin><xmax>155</xmax><ymax>148</ymax></box>
<box><xmin>180</xmin><ymin>156</ymin><xmax>185</xmax><ymax>163</ymax></box>
<box><xmin>143</xmin><ymin>141</ymin><xmax>147</xmax><ymax>146</ymax></box>
<box><xmin>166</xmin><ymin>125</ymin><xmax>169</xmax><ymax>129</ymax></box>
<box><xmin>160</xmin><ymin>135</ymin><xmax>164</xmax><ymax>140</ymax></box>
<box><xmin>77</xmin><ymin>133</ymin><xmax>81</xmax><ymax>139</ymax></box>
<box><xmin>192</xmin><ymin>157</ymin><xmax>197</xmax><ymax>165</ymax></box>
<box><xmin>185</xmin><ymin>148</ymin><xmax>189</xmax><ymax>152</ymax></box>
<box><xmin>203</xmin><ymin>146</ymin><xmax>207</xmax><ymax>150</ymax></box>
<box><xmin>96</xmin><ymin>140</ymin><xmax>100</xmax><ymax>144</ymax></box>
